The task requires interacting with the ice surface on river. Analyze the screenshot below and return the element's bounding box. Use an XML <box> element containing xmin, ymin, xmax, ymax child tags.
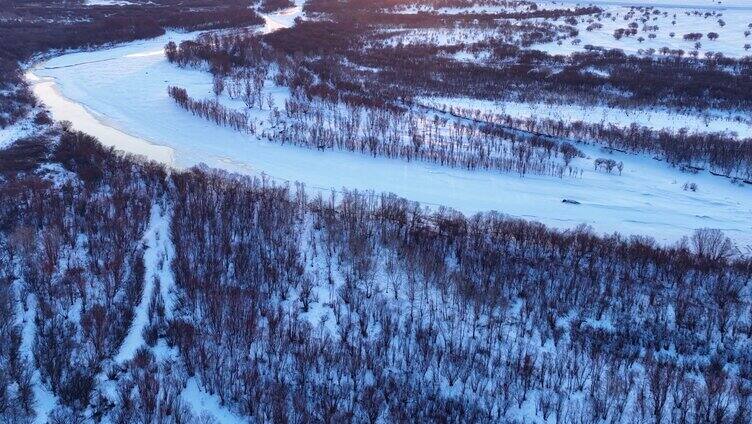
<box><xmin>26</xmin><ymin>7</ymin><xmax>752</xmax><ymax>249</ymax></box>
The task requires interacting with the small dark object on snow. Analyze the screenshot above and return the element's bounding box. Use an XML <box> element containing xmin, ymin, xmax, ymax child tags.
<box><xmin>562</xmin><ymin>199</ymin><xmax>580</xmax><ymax>205</ymax></box>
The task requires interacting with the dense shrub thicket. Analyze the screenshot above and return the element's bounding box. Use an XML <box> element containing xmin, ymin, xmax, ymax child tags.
<box><xmin>259</xmin><ymin>0</ymin><xmax>296</xmax><ymax>13</ymax></box>
<box><xmin>0</xmin><ymin>132</ymin><xmax>750</xmax><ymax>422</ymax></box>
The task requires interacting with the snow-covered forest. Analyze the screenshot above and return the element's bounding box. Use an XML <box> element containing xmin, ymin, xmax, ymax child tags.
<box><xmin>2</xmin><ymin>0</ymin><xmax>752</xmax><ymax>422</ymax></box>
<box><xmin>1</xmin><ymin>128</ymin><xmax>751</xmax><ymax>423</ymax></box>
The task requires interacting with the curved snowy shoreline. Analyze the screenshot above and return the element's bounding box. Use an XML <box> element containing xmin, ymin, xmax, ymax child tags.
<box><xmin>24</xmin><ymin>5</ymin><xmax>302</xmax><ymax>165</ymax></box>
<box><xmin>27</xmin><ymin>71</ymin><xmax>176</xmax><ymax>164</ymax></box>
<box><xmin>24</xmin><ymin>12</ymin><xmax>752</xmax><ymax>248</ymax></box>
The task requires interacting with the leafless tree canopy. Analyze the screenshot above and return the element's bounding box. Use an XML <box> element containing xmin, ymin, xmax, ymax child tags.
<box><xmin>0</xmin><ymin>131</ymin><xmax>750</xmax><ymax>422</ymax></box>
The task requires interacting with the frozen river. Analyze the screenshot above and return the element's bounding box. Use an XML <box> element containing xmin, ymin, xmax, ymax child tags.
<box><xmin>25</xmin><ymin>7</ymin><xmax>752</xmax><ymax>248</ymax></box>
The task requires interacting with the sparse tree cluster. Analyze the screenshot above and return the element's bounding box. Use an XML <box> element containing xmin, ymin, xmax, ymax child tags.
<box><xmin>168</xmin><ymin>86</ymin><xmax>251</xmax><ymax>132</ymax></box>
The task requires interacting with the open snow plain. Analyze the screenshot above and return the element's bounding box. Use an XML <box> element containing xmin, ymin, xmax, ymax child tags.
<box><xmin>419</xmin><ymin>96</ymin><xmax>752</xmax><ymax>139</ymax></box>
<box><xmin>26</xmin><ymin>6</ymin><xmax>752</xmax><ymax>249</ymax></box>
<box><xmin>536</xmin><ymin>0</ymin><xmax>752</xmax><ymax>57</ymax></box>
<box><xmin>387</xmin><ymin>0</ymin><xmax>752</xmax><ymax>58</ymax></box>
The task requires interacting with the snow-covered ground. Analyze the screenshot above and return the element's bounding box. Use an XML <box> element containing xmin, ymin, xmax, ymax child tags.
<box><xmin>419</xmin><ymin>96</ymin><xmax>752</xmax><ymax>138</ymax></box>
<box><xmin>554</xmin><ymin>0</ymin><xmax>751</xmax><ymax>8</ymax></box>
<box><xmin>24</xmin><ymin>7</ymin><xmax>752</xmax><ymax>249</ymax></box>
<box><xmin>383</xmin><ymin>27</ymin><xmax>501</xmax><ymax>47</ymax></box>
<box><xmin>182</xmin><ymin>379</ymin><xmax>248</xmax><ymax>424</ymax></box>
<box><xmin>534</xmin><ymin>0</ymin><xmax>752</xmax><ymax>57</ymax></box>
<box><xmin>0</xmin><ymin>117</ymin><xmax>37</xmax><ymax>149</ymax></box>
<box><xmin>386</xmin><ymin>0</ymin><xmax>752</xmax><ymax>58</ymax></box>
<box><xmin>260</xmin><ymin>4</ymin><xmax>304</xmax><ymax>33</ymax></box>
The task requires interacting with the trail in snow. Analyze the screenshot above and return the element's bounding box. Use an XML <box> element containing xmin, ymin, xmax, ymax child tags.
<box><xmin>181</xmin><ymin>379</ymin><xmax>248</xmax><ymax>424</ymax></box>
<box><xmin>17</xmin><ymin>294</ymin><xmax>58</xmax><ymax>423</ymax></box>
<box><xmin>115</xmin><ymin>202</ymin><xmax>174</xmax><ymax>363</ymax></box>
<box><xmin>88</xmin><ymin>200</ymin><xmax>177</xmax><ymax>418</ymax></box>
<box><xmin>95</xmin><ymin>198</ymin><xmax>249</xmax><ymax>424</ymax></box>
<box><xmin>115</xmin><ymin>202</ymin><xmax>243</xmax><ymax>422</ymax></box>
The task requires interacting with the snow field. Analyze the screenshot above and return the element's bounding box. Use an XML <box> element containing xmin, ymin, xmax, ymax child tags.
<box><xmin>534</xmin><ymin>0</ymin><xmax>752</xmax><ymax>57</ymax></box>
<box><xmin>383</xmin><ymin>0</ymin><xmax>752</xmax><ymax>58</ymax></box>
<box><xmin>419</xmin><ymin>96</ymin><xmax>752</xmax><ymax>138</ymax></box>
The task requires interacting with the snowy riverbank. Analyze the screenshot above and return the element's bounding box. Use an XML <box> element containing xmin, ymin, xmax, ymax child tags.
<box><xmin>24</xmin><ymin>6</ymin><xmax>752</xmax><ymax>249</ymax></box>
